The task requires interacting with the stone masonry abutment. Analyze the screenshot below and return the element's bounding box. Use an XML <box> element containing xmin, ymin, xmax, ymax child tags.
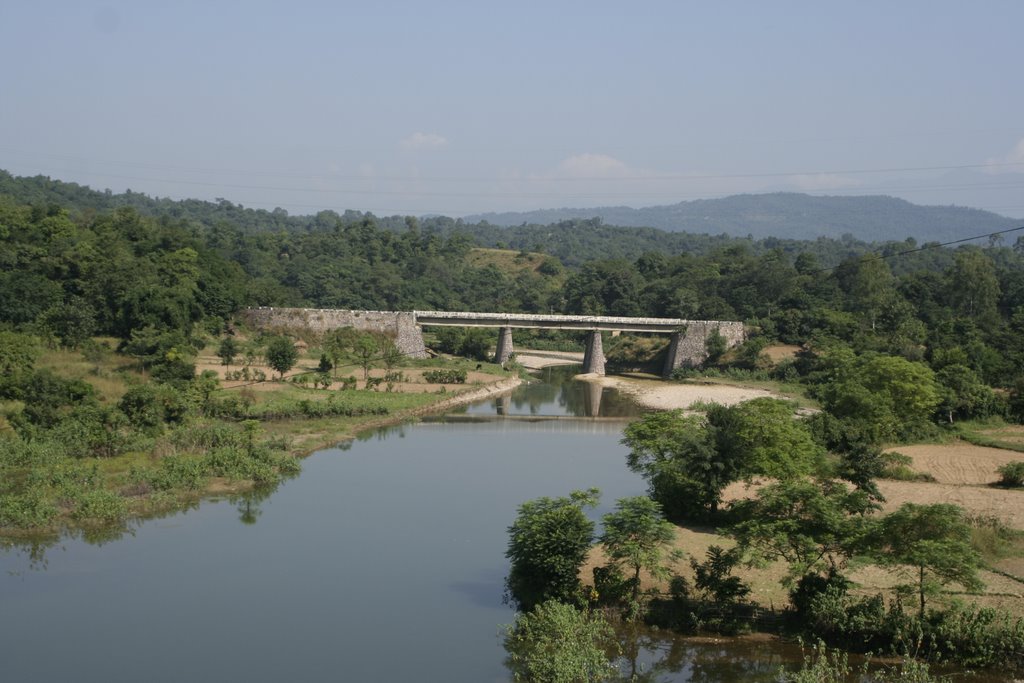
<box><xmin>242</xmin><ymin>308</ymin><xmax>744</xmax><ymax>378</ymax></box>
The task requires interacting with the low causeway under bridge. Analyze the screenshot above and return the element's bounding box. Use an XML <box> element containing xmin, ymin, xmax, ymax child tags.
<box><xmin>242</xmin><ymin>308</ymin><xmax>745</xmax><ymax>378</ymax></box>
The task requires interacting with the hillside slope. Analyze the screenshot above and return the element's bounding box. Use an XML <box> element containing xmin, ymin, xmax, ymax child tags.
<box><xmin>466</xmin><ymin>192</ymin><xmax>1019</xmax><ymax>242</ymax></box>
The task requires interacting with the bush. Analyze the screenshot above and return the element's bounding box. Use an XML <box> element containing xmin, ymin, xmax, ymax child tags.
<box><xmin>51</xmin><ymin>406</ymin><xmax>133</xmax><ymax>458</ymax></box>
<box><xmin>423</xmin><ymin>369</ymin><xmax>467</xmax><ymax>384</ymax></box>
<box><xmin>0</xmin><ymin>487</ymin><xmax>58</xmax><ymax>528</ymax></box>
<box><xmin>879</xmin><ymin>452</ymin><xmax>936</xmax><ymax>482</ymax></box>
<box><xmin>72</xmin><ymin>489</ymin><xmax>128</xmax><ymax>524</ymax></box>
<box><xmin>119</xmin><ymin>383</ymin><xmax>192</xmax><ymax>431</ymax></box>
<box><xmin>141</xmin><ymin>456</ymin><xmax>208</xmax><ymax>491</ymax></box>
<box><xmin>786</xmin><ymin>582</ymin><xmax>1024</xmax><ymax>673</ymax></box>
<box><xmin>169</xmin><ymin>422</ymin><xmax>244</xmax><ymax>451</ymax></box>
<box><xmin>997</xmin><ymin>461</ymin><xmax>1024</xmax><ymax>487</ymax></box>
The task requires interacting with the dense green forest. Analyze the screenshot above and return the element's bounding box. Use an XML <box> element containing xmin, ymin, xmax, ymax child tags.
<box><xmin>8</xmin><ymin>169</ymin><xmax>1023</xmax><ymax>268</ymax></box>
<box><xmin>3</xmin><ymin>169</ymin><xmax>1024</xmax><ymax>389</ymax></box>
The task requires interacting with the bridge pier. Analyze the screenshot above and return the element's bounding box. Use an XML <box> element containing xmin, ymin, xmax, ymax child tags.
<box><xmin>495</xmin><ymin>326</ymin><xmax>514</xmax><ymax>364</ymax></box>
<box><xmin>582</xmin><ymin>331</ymin><xmax>606</xmax><ymax>375</ymax></box>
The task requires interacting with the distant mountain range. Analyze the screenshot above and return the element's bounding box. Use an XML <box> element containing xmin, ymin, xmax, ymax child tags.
<box><xmin>2</xmin><ymin>170</ymin><xmax>1019</xmax><ymax>247</ymax></box>
<box><xmin>465</xmin><ymin>193</ymin><xmax>1021</xmax><ymax>243</ymax></box>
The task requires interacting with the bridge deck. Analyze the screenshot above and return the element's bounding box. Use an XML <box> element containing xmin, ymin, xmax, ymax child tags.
<box><xmin>414</xmin><ymin>311</ymin><xmax>707</xmax><ymax>332</ymax></box>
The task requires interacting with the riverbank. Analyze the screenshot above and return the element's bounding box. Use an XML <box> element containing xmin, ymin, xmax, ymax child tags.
<box><xmin>272</xmin><ymin>375</ymin><xmax>524</xmax><ymax>457</ymax></box>
<box><xmin>583</xmin><ymin>374</ymin><xmax>781</xmax><ymax>410</ymax></box>
<box><xmin>0</xmin><ymin>344</ymin><xmax>524</xmax><ymax>542</ymax></box>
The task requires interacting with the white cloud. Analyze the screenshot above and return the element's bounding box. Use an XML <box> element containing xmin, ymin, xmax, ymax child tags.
<box><xmin>985</xmin><ymin>138</ymin><xmax>1024</xmax><ymax>173</ymax></box>
<box><xmin>400</xmin><ymin>132</ymin><xmax>448</xmax><ymax>150</ymax></box>
<box><xmin>551</xmin><ymin>153</ymin><xmax>634</xmax><ymax>178</ymax></box>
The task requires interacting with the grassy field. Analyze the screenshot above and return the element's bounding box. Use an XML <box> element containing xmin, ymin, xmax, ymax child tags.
<box><xmin>0</xmin><ymin>337</ymin><xmax>518</xmax><ymax>542</ymax></box>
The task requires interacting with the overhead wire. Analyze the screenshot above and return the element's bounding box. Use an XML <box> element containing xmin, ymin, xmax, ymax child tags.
<box><xmin>812</xmin><ymin>225</ymin><xmax>1024</xmax><ymax>275</ymax></box>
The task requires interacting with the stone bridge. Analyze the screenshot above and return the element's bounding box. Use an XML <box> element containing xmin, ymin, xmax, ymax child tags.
<box><xmin>242</xmin><ymin>308</ymin><xmax>744</xmax><ymax>378</ymax></box>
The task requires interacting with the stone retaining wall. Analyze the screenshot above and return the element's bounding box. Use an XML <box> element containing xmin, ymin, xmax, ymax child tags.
<box><xmin>662</xmin><ymin>320</ymin><xmax>745</xmax><ymax>376</ymax></box>
<box><xmin>241</xmin><ymin>308</ymin><xmax>429</xmax><ymax>358</ymax></box>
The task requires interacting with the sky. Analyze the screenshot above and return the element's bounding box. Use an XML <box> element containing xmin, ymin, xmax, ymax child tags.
<box><xmin>1</xmin><ymin>1</ymin><xmax>1022</xmax><ymax>219</ymax></box>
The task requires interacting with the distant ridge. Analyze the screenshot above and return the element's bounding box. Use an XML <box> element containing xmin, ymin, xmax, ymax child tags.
<box><xmin>465</xmin><ymin>193</ymin><xmax>1020</xmax><ymax>243</ymax></box>
<box><xmin>2</xmin><ymin>170</ymin><xmax>1018</xmax><ymax>246</ymax></box>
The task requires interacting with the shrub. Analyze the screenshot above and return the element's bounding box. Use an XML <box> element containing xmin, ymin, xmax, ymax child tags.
<box><xmin>0</xmin><ymin>487</ymin><xmax>58</xmax><ymax>528</ymax></box>
<box><xmin>141</xmin><ymin>456</ymin><xmax>208</xmax><ymax>491</ymax></box>
<box><xmin>423</xmin><ymin>369</ymin><xmax>467</xmax><ymax>384</ymax></box>
<box><xmin>72</xmin><ymin>489</ymin><xmax>128</xmax><ymax>524</ymax></box>
<box><xmin>997</xmin><ymin>461</ymin><xmax>1024</xmax><ymax>487</ymax></box>
<box><xmin>879</xmin><ymin>452</ymin><xmax>936</xmax><ymax>482</ymax></box>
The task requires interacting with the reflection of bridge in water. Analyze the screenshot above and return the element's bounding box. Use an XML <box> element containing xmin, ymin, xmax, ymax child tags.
<box><xmin>419</xmin><ymin>414</ymin><xmax>630</xmax><ymax>436</ymax></box>
<box><xmin>473</xmin><ymin>374</ymin><xmax>622</xmax><ymax>421</ymax></box>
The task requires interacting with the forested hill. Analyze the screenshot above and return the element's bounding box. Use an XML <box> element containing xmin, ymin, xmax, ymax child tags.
<box><xmin>466</xmin><ymin>193</ymin><xmax>1019</xmax><ymax>243</ymax></box>
<box><xmin>0</xmin><ymin>170</ymin><xmax>344</xmax><ymax>234</ymax></box>
<box><xmin>0</xmin><ymin>170</ymin><xmax>881</xmax><ymax>267</ymax></box>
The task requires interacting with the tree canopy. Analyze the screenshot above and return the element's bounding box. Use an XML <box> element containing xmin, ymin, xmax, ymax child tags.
<box><xmin>505</xmin><ymin>489</ymin><xmax>600</xmax><ymax>612</ymax></box>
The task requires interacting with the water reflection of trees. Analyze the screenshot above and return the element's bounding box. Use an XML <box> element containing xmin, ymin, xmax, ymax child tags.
<box><xmin>502</xmin><ymin>618</ymin><xmax>790</xmax><ymax>683</ymax></box>
<box><xmin>233</xmin><ymin>485</ymin><xmax>279</xmax><ymax>525</ymax></box>
<box><xmin>2</xmin><ymin>478</ymin><xmax>293</xmax><ymax>568</ymax></box>
<box><xmin>609</xmin><ymin>626</ymin><xmax>785</xmax><ymax>683</ymax></box>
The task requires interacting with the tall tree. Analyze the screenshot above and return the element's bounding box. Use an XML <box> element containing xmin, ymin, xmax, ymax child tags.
<box><xmin>622</xmin><ymin>400</ymin><xmax>823</xmax><ymax>519</ymax></box>
<box><xmin>598</xmin><ymin>496</ymin><xmax>677</xmax><ymax>606</ymax></box>
<box><xmin>728</xmin><ymin>478</ymin><xmax>878</xmax><ymax>586</ymax></box>
<box><xmin>353</xmin><ymin>334</ymin><xmax>379</xmax><ymax>381</ymax></box>
<box><xmin>946</xmin><ymin>249</ymin><xmax>1000</xmax><ymax>326</ymax></box>
<box><xmin>217</xmin><ymin>336</ymin><xmax>239</xmax><ymax>369</ymax></box>
<box><xmin>505</xmin><ymin>489</ymin><xmax>599</xmax><ymax>611</ymax></box>
<box><xmin>266</xmin><ymin>336</ymin><xmax>298</xmax><ymax>380</ymax></box>
<box><xmin>875</xmin><ymin>503</ymin><xmax>983</xmax><ymax>618</ymax></box>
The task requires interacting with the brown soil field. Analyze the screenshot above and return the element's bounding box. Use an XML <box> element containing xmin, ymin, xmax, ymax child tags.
<box><xmin>885</xmin><ymin>443</ymin><xmax>1023</xmax><ymax>486</ymax></box>
<box><xmin>875</xmin><ymin>481</ymin><xmax>1024</xmax><ymax>527</ymax></box>
<box><xmin>762</xmin><ymin>344</ymin><xmax>801</xmax><ymax>363</ymax></box>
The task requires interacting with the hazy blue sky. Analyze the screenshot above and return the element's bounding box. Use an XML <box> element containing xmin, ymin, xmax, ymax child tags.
<box><xmin>2</xmin><ymin>1</ymin><xmax>1022</xmax><ymax>218</ymax></box>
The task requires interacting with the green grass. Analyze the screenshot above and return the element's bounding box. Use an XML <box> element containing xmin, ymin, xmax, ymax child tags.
<box><xmin>2</xmin><ymin>339</ymin><xmax>515</xmax><ymax>541</ymax></box>
<box><xmin>37</xmin><ymin>344</ymin><xmax>134</xmax><ymax>403</ymax></box>
<box><xmin>953</xmin><ymin>418</ymin><xmax>1024</xmax><ymax>453</ymax></box>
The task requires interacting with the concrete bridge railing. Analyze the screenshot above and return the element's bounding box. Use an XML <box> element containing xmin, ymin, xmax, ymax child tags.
<box><xmin>242</xmin><ymin>308</ymin><xmax>744</xmax><ymax>378</ymax></box>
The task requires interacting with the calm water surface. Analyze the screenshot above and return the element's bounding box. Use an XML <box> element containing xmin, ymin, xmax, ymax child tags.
<box><xmin>0</xmin><ymin>368</ymin><xmax>979</xmax><ymax>682</ymax></box>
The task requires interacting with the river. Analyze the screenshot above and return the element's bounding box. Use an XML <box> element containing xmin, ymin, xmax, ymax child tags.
<box><xmin>0</xmin><ymin>367</ymin><xmax>985</xmax><ymax>682</ymax></box>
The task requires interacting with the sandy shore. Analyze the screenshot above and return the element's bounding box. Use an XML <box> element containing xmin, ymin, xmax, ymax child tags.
<box><xmin>591</xmin><ymin>375</ymin><xmax>779</xmax><ymax>411</ymax></box>
<box><xmin>512</xmin><ymin>347</ymin><xmax>780</xmax><ymax>410</ymax></box>
<box><xmin>514</xmin><ymin>350</ymin><xmax>584</xmax><ymax>370</ymax></box>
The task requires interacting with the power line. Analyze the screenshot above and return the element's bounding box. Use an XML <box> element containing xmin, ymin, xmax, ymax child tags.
<box><xmin>3</xmin><ymin>145</ymin><xmax>1023</xmax><ymax>184</ymax></box>
<box><xmin>814</xmin><ymin>225</ymin><xmax>1024</xmax><ymax>274</ymax></box>
<box><xmin>6</xmin><ymin>167</ymin><xmax>1023</xmax><ymax>205</ymax></box>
